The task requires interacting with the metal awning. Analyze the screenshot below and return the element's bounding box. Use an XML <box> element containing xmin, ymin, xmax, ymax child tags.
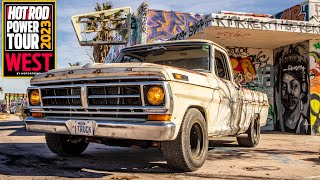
<box><xmin>190</xmin><ymin>26</ymin><xmax>320</xmax><ymax>49</ymax></box>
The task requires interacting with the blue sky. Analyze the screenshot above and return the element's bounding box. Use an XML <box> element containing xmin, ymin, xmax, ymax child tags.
<box><xmin>0</xmin><ymin>0</ymin><xmax>304</xmax><ymax>99</ymax></box>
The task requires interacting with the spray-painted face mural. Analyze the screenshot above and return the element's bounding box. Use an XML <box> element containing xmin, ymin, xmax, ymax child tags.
<box><xmin>274</xmin><ymin>42</ymin><xmax>310</xmax><ymax>134</ymax></box>
<box><xmin>281</xmin><ymin>72</ymin><xmax>305</xmax><ymax>112</ymax></box>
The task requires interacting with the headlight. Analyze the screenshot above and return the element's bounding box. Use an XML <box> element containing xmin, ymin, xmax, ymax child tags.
<box><xmin>146</xmin><ymin>86</ymin><xmax>165</xmax><ymax>105</ymax></box>
<box><xmin>30</xmin><ymin>90</ymin><xmax>40</xmax><ymax>105</ymax></box>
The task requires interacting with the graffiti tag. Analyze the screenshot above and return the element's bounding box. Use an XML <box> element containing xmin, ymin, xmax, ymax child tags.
<box><xmin>217</xmin><ymin>31</ymin><xmax>251</xmax><ymax>39</ymax></box>
<box><xmin>212</xmin><ymin>14</ymin><xmax>320</xmax><ymax>34</ymax></box>
<box><xmin>283</xmin><ymin>65</ymin><xmax>306</xmax><ymax>74</ymax></box>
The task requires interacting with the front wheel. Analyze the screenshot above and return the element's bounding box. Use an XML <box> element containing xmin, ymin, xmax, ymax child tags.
<box><xmin>237</xmin><ymin>115</ymin><xmax>260</xmax><ymax>147</ymax></box>
<box><xmin>45</xmin><ymin>134</ymin><xmax>89</xmax><ymax>156</ymax></box>
<box><xmin>162</xmin><ymin>108</ymin><xmax>208</xmax><ymax>172</ymax></box>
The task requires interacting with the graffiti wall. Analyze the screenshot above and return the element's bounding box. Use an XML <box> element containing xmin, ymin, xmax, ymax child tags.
<box><xmin>306</xmin><ymin>1</ymin><xmax>320</xmax><ymax>22</ymax></box>
<box><xmin>131</xmin><ymin>2</ymin><xmax>148</xmax><ymax>45</ymax></box>
<box><xmin>274</xmin><ymin>41</ymin><xmax>310</xmax><ymax>134</ymax></box>
<box><xmin>309</xmin><ymin>40</ymin><xmax>320</xmax><ymax>135</ymax></box>
<box><xmin>273</xmin><ymin>1</ymin><xmax>309</xmax><ymax>21</ymax></box>
<box><xmin>105</xmin><ymin>3</ymin><xmax>149</xmax><ymax>62</ymax></box>
<box><xmin>313</xmin><ymin>2</ymin><xmax>320</xmax><ymax>21</ymax></box>
<box><xmin>227</xmin><ymin>47</ymin><xmax>275</xmax><ymax>130</ymax></box>
<box><xmin>147</xmin><ymin>10</ymin><xmax>203</xmax><ymax>43</ymax></box>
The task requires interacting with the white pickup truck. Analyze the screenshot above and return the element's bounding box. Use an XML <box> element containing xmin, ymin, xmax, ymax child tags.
<box><xmin>25</xmin><ymin>39</ymin><xmax>269</xmax><ymax>171</ymax></box>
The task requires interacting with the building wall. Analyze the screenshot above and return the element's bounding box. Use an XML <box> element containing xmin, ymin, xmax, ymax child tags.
<box><xmin>146</xmin><ymin>10</ymin><xmax>203</xmax><ymax>43</ymax></box>
<box><xmin>226</xmin><ymin>47</ymin><xmax>275</xmax><ymax>130</ymax></box>
<box><xmin>274</xmin><ymin>41</ymin><xmax>310</xmax><ymax>134</ymax></box>
<box><xmin>273</xmin><ymin>1</ymin><xmax>309</xmax><ymax>21</ymax></box>
<box><xmin>309</xmin><ymin>39</ymin><xmax>320</xmax><ymax>135</ymax></box>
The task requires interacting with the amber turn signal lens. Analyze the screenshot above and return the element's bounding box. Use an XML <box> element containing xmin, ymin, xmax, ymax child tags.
<box><xmin>32</xmin><ymin>112</ymin><xmax>43</xmax><ymax>118</ymax></box>
<box><xmin>147</xmin><ymin>86</ymin><xmax>165</xmax><ymax>105</ymax></box>
<box><xmin>30</xmin><ymin>90</ymin><xmax>40</xmax><ymax>105</ymax></box>
<box><xmin>173</xmin><ymin>73</ymin><xmax>188</xmax><ymax>81</ymax></box>
<box><xmin>147</xmin><ymin>114</ymin><xmax>171</xmax><ymax>121</ymax></box>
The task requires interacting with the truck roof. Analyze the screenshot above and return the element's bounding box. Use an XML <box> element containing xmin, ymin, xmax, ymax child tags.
<box><xmin>121</xmin><ymin>39</ymin><xmax>227</xmax><ymax>52</ymax></box>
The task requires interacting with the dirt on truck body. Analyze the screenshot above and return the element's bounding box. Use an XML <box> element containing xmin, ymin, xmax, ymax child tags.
<box><xmin>24</xmin><ymin>39</ymin><xmax>269</xmax><ymax>171</ymax></box>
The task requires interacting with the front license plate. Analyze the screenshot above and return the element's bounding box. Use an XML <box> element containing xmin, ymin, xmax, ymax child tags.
<box><xmin>71</xmin><ymin>120</ymin><xmax>94</xmax><ymax>136</ymax></box>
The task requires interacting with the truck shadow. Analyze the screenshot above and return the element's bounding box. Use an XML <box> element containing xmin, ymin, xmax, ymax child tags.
<box><xmin>0</xmin><ymin>138</ymin><xmax>317</xmax><ymax>179</ymax></box>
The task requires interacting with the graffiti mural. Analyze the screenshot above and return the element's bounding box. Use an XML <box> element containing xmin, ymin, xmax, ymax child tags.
<box><xmin>147</xmin><ymin>10</ymin><xmax>203</xmax><ymax>43</ymax></box>
<box><xmin>310</xmin><ymin>51</ymin><xmax>320</xmax><ymax>76</ymax></box>
<box><xmin>227</xmin><ymin>47</ymin><xmax>275</xmax><ymax>130</ymax></box>
<box><xmin>131</xmin><ymin>2</ymin><xmax>148</xmax><ymax>45</ymax></box>
<box><xmin>169</xmin><ymin>15</ymin><xmax>211</xmax><ymax>41</ymax></box>
<box><xmin>273</xmin><ymin>2</ymin><xmax>309</xmax><ymax>21</ymax></box>
<box><xmin>274</xmin><ymin>41</ymin><xmax>310</xmax><ymax>134</ymax></box>
<box><xmin>309</xmin><ymin>40</ymin><xmax>320</xmax><ymax>135</ymax></box>
<box><xmin>227</xmin><ymin>47</ymin><xmax>273</xmax><ymax>87</ymax></box>
<box><xmin>310</xmin><ymin>92</ymin><xmax>320</xmax><ymax>134</ymax></box>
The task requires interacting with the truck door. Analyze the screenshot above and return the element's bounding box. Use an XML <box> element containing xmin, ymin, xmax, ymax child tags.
<box><xmin>210</xmin><ymin>48</ymin><xmax>241</xmax><ymax>135</ymax></box>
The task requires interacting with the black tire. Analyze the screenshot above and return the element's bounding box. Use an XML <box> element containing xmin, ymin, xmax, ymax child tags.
<box><xmin>162</xmin><ymin>108</ymin><xmax>208</xmax><ymax>172</ymax></box>
<box><xmin>237</xmin><ymin>115</ymin><xmax>260</xmax><ymax>147</ymax></box>
<box><xmin>45</xmin><ymin>133</ymin><xmax>89</xmax><ymax>156</ymax></box>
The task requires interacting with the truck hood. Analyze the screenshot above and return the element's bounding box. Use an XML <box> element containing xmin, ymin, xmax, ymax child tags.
<box><xmin>31</xmin><ymin>63</ymin><xmax>210</xmax><ymax>87</ymax></box>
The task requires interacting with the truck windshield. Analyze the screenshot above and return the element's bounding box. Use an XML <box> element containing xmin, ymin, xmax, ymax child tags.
<box><xmin>117</xmin><ymin>44</ymin><xmax>211</xmax><ymax>72</ymax></box>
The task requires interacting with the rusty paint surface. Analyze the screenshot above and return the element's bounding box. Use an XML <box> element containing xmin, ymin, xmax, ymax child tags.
<box><xmin>30</xmin><ymin>40</ymin><xmax>269</xmax><ymax>138</ymax></box>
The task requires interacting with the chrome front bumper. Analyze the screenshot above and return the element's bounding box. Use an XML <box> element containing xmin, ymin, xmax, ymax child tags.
<box><xmin>24</xmin><ymin>117</ymin><xmax>176</xmax><ymax>141</ymax></box>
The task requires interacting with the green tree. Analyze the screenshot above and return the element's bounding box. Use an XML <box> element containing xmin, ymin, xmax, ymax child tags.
<box><xmin>86</xmin><ymin>2</ymin><xmax>124</xmax><ymax>63</ymax></box>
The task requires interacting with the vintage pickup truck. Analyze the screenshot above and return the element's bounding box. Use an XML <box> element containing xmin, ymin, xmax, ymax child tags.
<box><xmin>24</xmin><ymin>39</ymin><xmax>269</xmax><ymax>171</ymax></box>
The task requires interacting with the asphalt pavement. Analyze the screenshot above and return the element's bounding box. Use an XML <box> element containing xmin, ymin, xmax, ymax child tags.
<box><xmin>0</xmin><ymin>115</ymin><xmax>319</xmax><ymax>180</ymax></box>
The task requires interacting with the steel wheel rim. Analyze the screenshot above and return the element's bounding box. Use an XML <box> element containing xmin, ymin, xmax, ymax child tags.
<box><xmin>190</xmin><ymin>122</ymin><xmax>204</xmax><ymax>159</ymax></box>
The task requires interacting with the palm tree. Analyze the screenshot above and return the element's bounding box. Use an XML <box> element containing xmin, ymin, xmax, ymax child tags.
<box><xmin>69</xmin><ymin>62</ymin><xmax>81</xmax><ymax>67</ymax></box>
<box><xmin>86</xmin><ymin>2</ymin><xmax>124</xmax><ymax>63</ymax></box>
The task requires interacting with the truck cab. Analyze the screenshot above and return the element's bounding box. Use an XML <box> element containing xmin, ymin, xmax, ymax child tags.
<box><xmin>25</xmin><ymin>39</ymin><xmax>269</xmax><ymax>171</ymax></box>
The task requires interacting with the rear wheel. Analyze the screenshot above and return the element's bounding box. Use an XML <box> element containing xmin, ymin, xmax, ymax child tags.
<box><xmin>237</xmin><ymin>115</ymin><xmax>260</xmax><ymax>147</ymax></box>
<box><xmin>162</xmin><ymin>108</ymin><xmax>208</xmax><ymax>172</ymax></box>
<box><xmin>45</xmin><ymin>134</ymin><xmax>89</xmax><ymax>156</ymax></box>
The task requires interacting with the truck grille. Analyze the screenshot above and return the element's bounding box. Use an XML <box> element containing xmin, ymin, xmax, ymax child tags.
<box><xmin>28</xmin><ymin>77</ymin><xmax>170</xmax><ymax>121</ymax></box>
<box><xmin>41</xmin><ymin>87</ymin><xmax>81</xmax><ymax>106</ymax></box>
<box><xmin>87</xmin><ymin>86</ymin><xmax>141</xmax><ymax>106</ymax></box>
